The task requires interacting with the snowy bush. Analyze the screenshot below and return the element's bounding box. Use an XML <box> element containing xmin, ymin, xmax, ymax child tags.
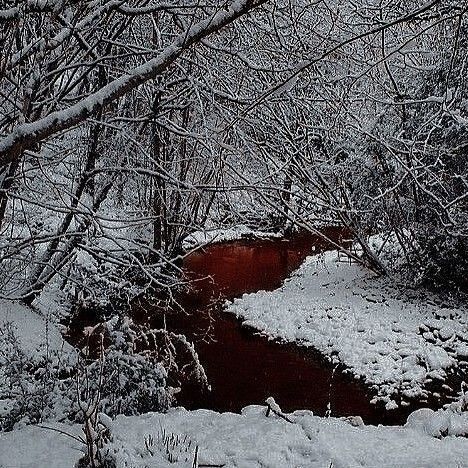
<box><xmin>0</xmin><ymin>322</ymin><xmax>75</xmax><ymax>431</ymax></box>
<box><xmin>67</xmin><ymin>251</ymin><xmax>147</xmax><ymax>312</ymax></box>
<box><xmin>77</xmin><ymin>317</ymin><xmax>175</xmax><ymax>418</ymax></box>
<box><xmin>0</xmin><ymin>315</ymin><xmax>180</xmax><ymax>431</ymax></box>
<box><xmin>414</xmin><ymin>229</ymin><xmax>468</xmax><ymax>290</ymax></box>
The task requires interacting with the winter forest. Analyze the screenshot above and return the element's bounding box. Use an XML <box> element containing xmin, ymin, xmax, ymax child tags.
<box><xmin>0</xmin><ymin>0</ymin><xmax>468</xmax><ymax>466</ymax></box>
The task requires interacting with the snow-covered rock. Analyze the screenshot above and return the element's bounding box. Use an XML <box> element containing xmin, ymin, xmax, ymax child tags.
<box><xmin>406</xmin><ymin>405</ymin><xmax>468</xmax><ymax>438</ymax></box>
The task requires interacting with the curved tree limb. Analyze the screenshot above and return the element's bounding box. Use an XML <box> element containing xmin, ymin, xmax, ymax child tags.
<box><xmin>0</xmin><ymin>0</ymin><xmax>266</xmax><ymax>168</ymax></box>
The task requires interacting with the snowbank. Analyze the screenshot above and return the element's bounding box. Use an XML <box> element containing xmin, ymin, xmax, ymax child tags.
<box><xmin>183</xmin><ymin>225</ymin><xmax>281</xmax><ymax>248</ymax></box>
<box><xmin>0</xmin><ymin>405</ymin><xmax>467</xmax><ymax>467</ymax></box>
<box><xmin>0</xmin><ymin>300</ymin><xmax>72</xmax><ymax>356</ymax></box>
<box><xmin>227</xmin><ymin>249</ymin><xmax>468</xmax><ymax>407</ymax></box>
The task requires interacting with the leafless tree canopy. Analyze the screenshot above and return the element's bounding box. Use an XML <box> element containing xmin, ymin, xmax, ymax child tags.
<box><xmin>0</xmin><ymin>0</ymin><xmax>467</xmax><ymax>305</ymax></box>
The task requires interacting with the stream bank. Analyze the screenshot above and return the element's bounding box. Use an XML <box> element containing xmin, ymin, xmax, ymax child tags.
<box><xmin>69</xmin><ymin>227</ymin><xmax>467</xmax><ymax>426</ymax></box>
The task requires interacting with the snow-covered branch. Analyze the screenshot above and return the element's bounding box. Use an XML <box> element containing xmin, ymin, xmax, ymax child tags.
<box><xmin>0</xmin><ymin>0</ymin><xmax>265</xmax><ymax>168</ymax></box>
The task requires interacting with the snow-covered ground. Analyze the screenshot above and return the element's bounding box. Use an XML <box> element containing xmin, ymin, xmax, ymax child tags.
<box><xmin>183</xmin><ymin>224</ymin><xmax>281</xmax><ymax>249</ymax></box>
<box><xmin>0</xmin><ymin>255</ymin><xmax>467</xmax><ymax>467</ymax></box>
<box><xmin>0</xmin><ymin>403</ymin><xmax>467</xmax><ymax>468</ymax></box>
<box><xmin>0</xmin><ymin>299</ymin><xmax>73</xmax><ymax>357</ymax></box>
<box><xmin>227</xmin><ymin>249</ymin><xmax>468</xmax><ymax>408</ymax></box>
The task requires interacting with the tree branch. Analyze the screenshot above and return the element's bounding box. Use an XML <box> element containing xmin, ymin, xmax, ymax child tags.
<box><xmin>0</xmin><ymin>0</ymin><xmax>265</xmax><ymax>168</ymax></box>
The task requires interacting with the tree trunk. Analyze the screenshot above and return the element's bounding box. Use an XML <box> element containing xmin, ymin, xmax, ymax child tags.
<box><xmin>0</xmin><ymin>159</ymin><xmax>20</xmax><ymax>230</ymax></box>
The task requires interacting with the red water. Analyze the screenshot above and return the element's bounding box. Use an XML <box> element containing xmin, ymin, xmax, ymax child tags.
<box><xmin>69</xmin><ymin>227</ymin><xmax>461</xmax><ymax>425</ymax></box>
<box><xmin>134</xmin><ymin>227</ymin><xmax>413</xmax><ymax>425</ymax></box>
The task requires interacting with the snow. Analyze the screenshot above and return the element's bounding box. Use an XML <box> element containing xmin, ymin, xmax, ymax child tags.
<box><xmin>0</xmin><ymin>300</ymin><xmax>72</xmax><ymax>355</ymax></box>
<box><xmin>0</xmin><ymin>252</ymin><xmax>466</xmax><ymax>467</ymax></box>
<box><xmin>226</xmin><ymin>249</ymin><xmax>468</xmax><ymax>406</ymax></box>
<box><xmin>183</xmin><ymin>224</ymin><xmax>281</xmax><ymax>248</ymax></box>
<box><xmin>0</xmin><ymin>404</ymin><xmax>466</xmax><ymax>468</ymax></box>
<box><xmin>406</xmin><ymin>407</ymin><xmax>468</xmax><ymax>438</ymax></box>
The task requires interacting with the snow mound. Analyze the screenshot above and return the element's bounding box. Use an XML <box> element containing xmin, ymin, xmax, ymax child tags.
<box><xmin>227</xmin><ymin>249</ymin><xmax>468</xmax><ymax>405</ymax></box>
<box><xmin>0</xmin><ymin>300</ymin><xmax>72</xmax><ymax>355</ymax></box>
<box><xmin>1</xmin><ymin>406</ymin><xmax>467</xmax><ymax>467</ymax></box>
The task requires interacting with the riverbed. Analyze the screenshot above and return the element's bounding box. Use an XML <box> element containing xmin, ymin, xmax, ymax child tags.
<box><xmin>71</xmin><ymin>227</ymin><xmax>465</xmax><ymax>426</ymax></box>
<box><xmin>133</xmin><ymin>228</ymin><xmax>420</xmax><ymax>425</ymax></box>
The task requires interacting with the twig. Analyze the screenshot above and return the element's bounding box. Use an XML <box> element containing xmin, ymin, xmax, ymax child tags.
<box><xmin>38</xmin><ymin>424</ymin><xmax>85</xmax><ymax>445</ymax></box>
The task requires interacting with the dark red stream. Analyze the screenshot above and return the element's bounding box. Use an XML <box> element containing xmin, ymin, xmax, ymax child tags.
<box><xmin>70</xmin><ymin>227</ymin><xmax>451</xmax><ymax>425</ymax></box>
<box><xmin>133</xmin><ymin>227</ymin><xmax>417</xmax><ymax>425</ymax></box>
